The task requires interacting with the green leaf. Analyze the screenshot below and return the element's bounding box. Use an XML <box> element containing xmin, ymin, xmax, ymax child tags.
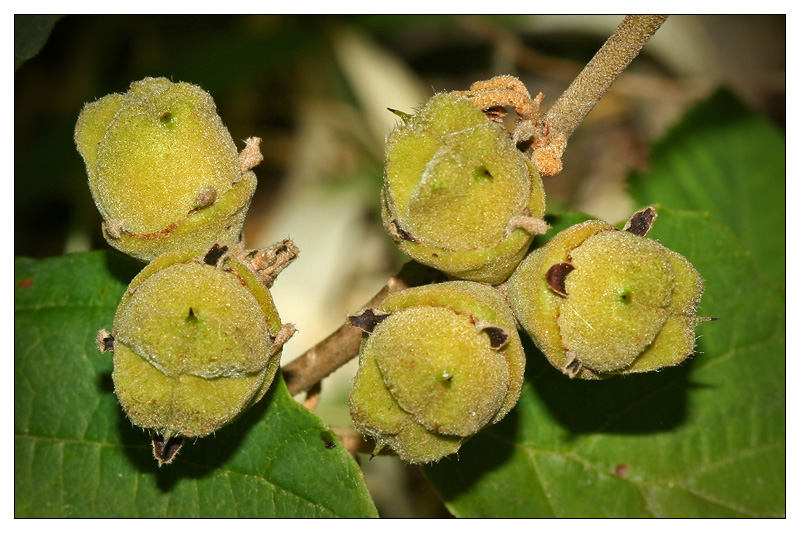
<box><xmin>14</xmin><ymin>251</ymin><xmax>378</xmax><ymax>518</ymax></box>
<box><xmin>629</xmin><ymin>89</ymin><xmax>785</xmax><ymax>282</ymax></box>
<box><xmin>14</xmin><ymin>15</ymin><xmax>62</xmax><ymax>70</ymax></box>
<box><xmin>425</xmin><ymin>208</ymin><xmax>784</xmax><ymax>517</ymax></box>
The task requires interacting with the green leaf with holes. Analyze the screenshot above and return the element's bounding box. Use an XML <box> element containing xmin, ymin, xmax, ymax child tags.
<box><xmin>425</xmin><ymin>208</ymin><xmax>784</xmax><ymax>517</ymax></box>
<box><xmin>14</xmin><ymin>251</ymin><xmax>378</xmax><ymax>518</ymax></box>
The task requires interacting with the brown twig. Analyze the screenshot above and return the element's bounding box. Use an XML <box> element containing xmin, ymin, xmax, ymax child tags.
<box><xmin>533</xmin><ymin>15</ymin><xmax>669</xmax><ymax>176</ymax></box>
<box><xmin>330</xmin><ymin>425</ymin><xmax>378</xmax><ymax>459</ymax></box>
<box><xmin>282</xmin><ymin>261</ymin><xmax>444</xmax><ymax>397</ymax></box>
<box><xmin>544</xmin><ymin>15</ymin><xmax>668</xmax><ymax>139</ymax></box>
<box><xmin>302</xmin><ymin>382</ymin><xmax>322</xmax><ymax>411</ymax></box>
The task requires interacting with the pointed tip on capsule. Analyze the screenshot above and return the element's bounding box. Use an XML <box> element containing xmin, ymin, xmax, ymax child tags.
<box><xmin>387</xmin><ymin>108</ymin><xmax>412</xmax><ymax>122</ymax></box>
<box><xmin>370</xmin><ymin>441</ymin><xmax>387</xmax><ymax>460</ymax></box>
<box><xmin>152</xmin><ymin>434</ymin><xmax>184</xmax><ymax>466</ymax></box>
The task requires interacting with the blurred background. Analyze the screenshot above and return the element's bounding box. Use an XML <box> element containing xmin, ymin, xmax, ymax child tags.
<box><xmin>14</xmin><ymin>14</ymin><xmax>785</xmax><ymax>517</ymax></box>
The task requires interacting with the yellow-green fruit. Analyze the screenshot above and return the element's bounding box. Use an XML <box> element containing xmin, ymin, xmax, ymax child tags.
<box><xmin>505</xmin><ymin>214</ymin><xmax>705</xmax><ymax>379</ymax></box>
<box><xmin>382</xmin><ymin>93</ymin><xmax>547</xmax><ymax>284</ymax></box>
<box><xmin>349</xmin><ymin>281</ymin><xmax>525</xmax><ymax>463</ymax></box>
<box><xmin>108</xmin><ymin>245</ymin><xmax>292</xmax><ymax>439</ymax></box>
<box><xmin>75</xmin><ymin>77</ymin><xmax>257</xmax><ymax>262</ymax></box>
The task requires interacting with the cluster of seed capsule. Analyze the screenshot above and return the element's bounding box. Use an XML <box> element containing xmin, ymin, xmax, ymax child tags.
<box><xmin>75</xmin><ymin>75</ymin><xmax>708</xmax><ymax>467</ymax></box>
<box><xmin>348</xmin><ymin>76</ymin><xmax>707</xmax><ymax>463</ymax></box>
<box><xmin>76</xmin><ymin>78</ymin><xmax>297</xmax><ymax>465</ymax></box>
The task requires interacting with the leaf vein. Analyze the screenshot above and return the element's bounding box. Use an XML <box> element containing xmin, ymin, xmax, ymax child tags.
<box><xmin>686</xmin><ymin>439</ymin><xmax>783</xmax><ymax>479</ymax></box>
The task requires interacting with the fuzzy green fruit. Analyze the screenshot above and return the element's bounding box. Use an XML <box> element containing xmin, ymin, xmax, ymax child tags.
<box><xmin>349</xmin><ymin>281</ymin><xmax>524</xmax><ymax>463</ymax></box>
<box><xmin>102</xmin><ymin>243</ymin><xmax>295</xmax><ymax>457</ymax></box>
<box><xmin>505</xmin><ymin>208</ymin><xmax>705</xmax><ymax>379</ymax></box>
<box><xmin>382</xmin><ymin>93</ymin><xmax>547</xmax><ymax>284</ymax></box>
<box><xmin>75</xmin><ymin>77</ymin><xmax>259</xmax><ymax>262</ymax></box>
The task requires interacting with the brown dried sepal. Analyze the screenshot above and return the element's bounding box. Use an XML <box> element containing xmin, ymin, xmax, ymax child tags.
<box><xmin>477</xmin><ymin>324</ymin><xmax>511</xmax><ymax>350</ymax></box>
<box><xmin>95</xmin><ymin>329</ymin><xmax>114</xmax><ymax>353</ymax></box>
<box><xmin>238</xmin><ymin>137</ymin><xmax>263</xmax><ymax>175</ymax></box>
<box><xmin>531</xmin><ymin>132</ymin><xmax>567</xmax><ymax>177</ymax></box>
<box><xmin>455</xmin><ymin>75</ymin><xmax>541</xmax><ymax>120</ymax></box>
<box><xmin>507</xmin><ymin>213</ymin><xmax>549</xmax><ymax>236</ymax></box>
<box><xmin>623</xmin><ymin>206</ymin><xmax>658</xmax><ymax>236</ymax></box>
<box><xmin>545</xmin><ymin>262</ymin><xmax>575</xmax><ymax>297</ymax></box>
<box><xmin>236</xmin><ymin>239</ymin><xmax>299</xmax><ymax>288</ymax></box>
<box><xmin>269</xmin><ymin>323</ymin><xmax>297</xmax><ymax>356</ymax></box>
<box><xmin>349</xmin><ymin>308</ymin><xmax>391</xmax><ymax>333</ymax></box>
<box><xmin>452</xmin><ymin>75</ymin><xmax>567</xmax><ymax>176</ymax></box>
<box><xmin>203</xmin><ymin>243</ymin><xmax>229</xmax><ymax>266</ymax></box>
<box><xmin>104</xmin><ymin>219</ymin><xmax>124</xmax><ymax>240</ymax></box>
<box><xmin>564</xmin><ymin>352</ymin><xmax>583</xmax><ymax>378</ymax></box>
<box><xmin>152</xmin><ymin>434</ymin><xmax>184</xmax><ymax>466</ymax></box>
<box><xmin>388</xmin><ymin>220</ymin><xmax>418</xmax><ymax>243</ymax></box>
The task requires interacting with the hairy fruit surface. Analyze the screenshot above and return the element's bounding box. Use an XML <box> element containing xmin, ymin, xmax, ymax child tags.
<box><xmin>106</xmin><ymin>244</ymin><xmax>294</xmax><ymax>444</ymax></box>
<box><xmin>382</xmin><ymin>93</ymin><xmax>547</xmax><ymax>284</ymax></box>
<box><xmin>506</xmin><ymin>208</ymin><xmax>705</xmax><ymax>379</ymax></box>
<box><xmin>349</xmin><ymin>281</ymin><xmax>525</xmax><ymax>463</ymax></box>
<box><xmin>75</xmin><ymin>77</ymin><xmax>258</xmax><ymax>262</ymax></box>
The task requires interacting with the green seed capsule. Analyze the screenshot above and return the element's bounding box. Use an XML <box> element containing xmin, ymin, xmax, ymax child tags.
<box><xmin>75</xmin><ymin>77</ymin><xmax>258</xmax><ymax>262</ymax></box>
<box><xmin>505</xmin><ymin>208</ymin><xmax>705</xmax><ymax>379</ymax></box>
<box><xmin>349</xmin><ymin>281</ymin><xmax>524</xmax><ymax>463</ymax></box>
<box><xmin>382</xmin><ymin>93</ymin><xmax>547</xmax><ymax>284</ymax></box>
<box><xmin>102</xmin><ymin>243</ymin><xmax>295</xmax><ymax>456</ymax></box>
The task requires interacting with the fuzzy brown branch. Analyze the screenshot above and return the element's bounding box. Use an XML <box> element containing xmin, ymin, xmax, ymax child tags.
<box><xmin>544</xmin><ymin>15</ymin><xmax>668</xmax><ymax>139</ymax></box>
<box><xmin>533</xmin><ymin>15</ymin><xmax>668</xmax><ymax>175</ymax></box>
<box><xmin>282</xmin><ymin>261</ymin><xmax>445</xmax><ymax>397</ymax></box>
